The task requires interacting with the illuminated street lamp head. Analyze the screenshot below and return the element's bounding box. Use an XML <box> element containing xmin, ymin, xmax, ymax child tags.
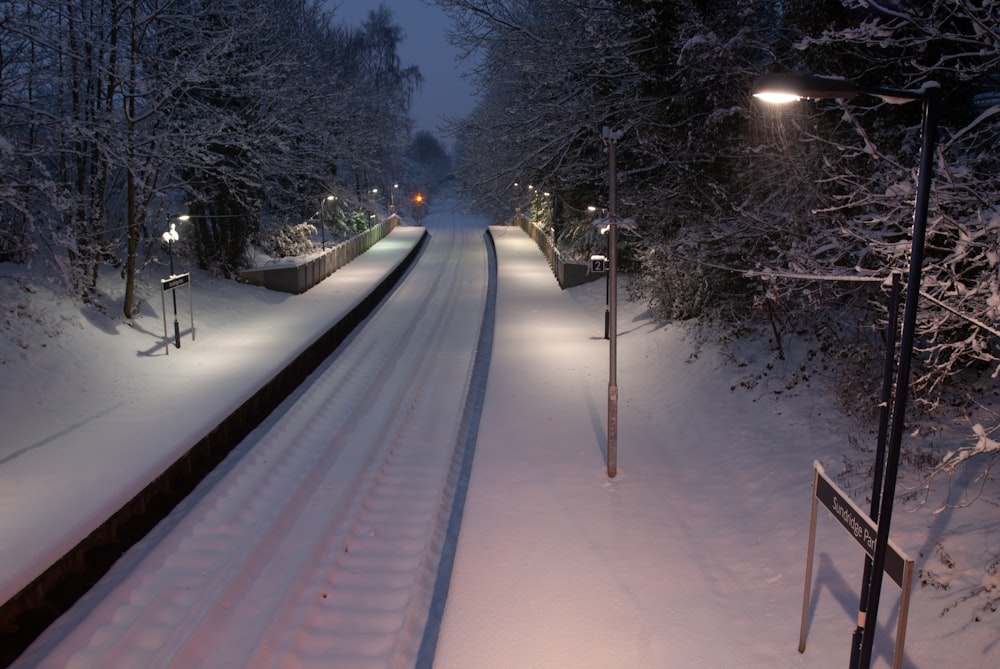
<box><xmin>753</xmin><ymin>73</ymin><xmax>862</xmax><ymax>103</ymax></box>
<box><xmin>162</xmin><ymin>222</ymin><xmax>179</xmax><ymax>243</ymax></box>
<box><xmin>753</xmin><ymin>73</ymin><xmax>932</xmax><ymax>106</ymax></box>
<box><xmin>415</xmin><ymin>193</ymin><xmax>424</xmax><ymax>205</ymax></box>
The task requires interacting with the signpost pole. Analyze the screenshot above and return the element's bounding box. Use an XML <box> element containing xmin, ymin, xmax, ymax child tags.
<box><xmin>799</xmin><ymin>465</ymin><xmax>821</xmax><ymax>653</ymax></box>
<box><xmin>188</xmin><ymin>278</ymin><xmax>196</xmax><ymax>341</ymax></box>
<box><xmin>851</xmin><ymin>273</ymin><xmax>901</xmax><ymax>667</ymax></box>
<box><xmin>160</xmin><ymin>273</ymin><xmax>192</xmax><ymax>352</ymax></box>
<box><xmin>161</xmin><ymin>289</ymin><xmax>169</xmax><ymax>355</ymax></box>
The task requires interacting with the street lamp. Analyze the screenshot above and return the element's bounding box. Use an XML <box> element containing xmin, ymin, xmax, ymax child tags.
<box><xmin>391</xmin><ymin>183</ymin><xmax>399</xmax><ymax>212</ymax></box>
<box><xmin>543</xmin><ymin>192</ymin><xmax>554</xmax><ymax>242</ymax></box>
<box><xmin>162</xmin><ymin>221</ymin><xmax>181</xmax><ymax>348</ymax></box>
<box><xmin>753</xmin><ymin>73</ymin><xmax>941</xmax><ymax>669</ymax></box>
<box><xmin>602</xmin><ymin>126</ymin><xmax>623</xmax><ymax>479</ymax></box>
<box><xmin>320</xmin><ymin>195</ymin><xmax>336</xmax><ymax>249</ymax></box>
<box><xmin>415</xmin><ymin>193</ymin><xmax>424</xmax><ymax>225</ymax></box>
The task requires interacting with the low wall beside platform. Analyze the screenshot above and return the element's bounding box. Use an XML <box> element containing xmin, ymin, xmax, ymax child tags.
<box><xmin>240</xmin><ymin>215</ymin><xmax>401</xmax><ymax>294</ymax></box>
<box><xmin>514</xmin><ymin>215</ymin><xmax>602</xmax><ymax>290</ymax></box>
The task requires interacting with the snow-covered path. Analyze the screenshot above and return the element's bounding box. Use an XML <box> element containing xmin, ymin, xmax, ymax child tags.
<box><xmin>431</xmin><ymin>226</ymin><xmax>998</xmax><ymax>668</ymax></box>
<box><xmin>10</xmin><ymin>211</ymin><xmax>489</xmax><ymax>668</ymax></box>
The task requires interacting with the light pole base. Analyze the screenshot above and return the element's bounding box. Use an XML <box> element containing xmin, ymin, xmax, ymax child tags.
<box><xmin>608</xmin><ymin>384</ymin><xmax>618</xmax><ymax>478</ymax></box>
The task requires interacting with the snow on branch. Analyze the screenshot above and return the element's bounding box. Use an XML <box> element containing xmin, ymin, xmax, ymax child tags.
<box><xmin>919</xmin><ymin>290</ymin><xmax>1000</xmax><ymax>340</ymax></box>
<box><xmin>943</xmin><ymin>104</ymin><xmax>1000</xmax><ymax>150</ymax></box>
<box><xmin>744</xmin><ymin>269</ymin><xmax>887</xmax><ymax>283</ymax></box>
<box><xmin>939</xmin><ymin>424</ymin><xmax>1000</xmax><ymax>475</ymax></box>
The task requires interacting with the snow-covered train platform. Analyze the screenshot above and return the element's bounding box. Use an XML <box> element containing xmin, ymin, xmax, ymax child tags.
<box><xmin>0</xmin><ymin>226</ymin><xmax>426</xmax><ymax>660</ymax></box>
<box><xmin>3</xmin><ymin>211</ymin><xmax>998</xmax><ymax>668</ymax></box>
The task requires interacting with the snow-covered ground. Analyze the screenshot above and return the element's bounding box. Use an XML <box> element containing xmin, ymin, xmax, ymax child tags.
<box><xmin>0</xmin><ymin>225</ymin><xmax>427</xmax><ymax>607</ymax></box>
<box><xmin>2</xmin><ymin>202</ymin><xmax>998</xmax><ymax>668</ymax></box>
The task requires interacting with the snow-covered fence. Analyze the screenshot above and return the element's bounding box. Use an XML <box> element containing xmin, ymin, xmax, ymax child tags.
<box><xmin>241</xmin><ymin>215</ymin><xmax>401</xmax><ymax>294</ymax></box>
<box><xmin>514</xmin><ymin>214</ymin><xmax>600</xmax><ymax>289</ymax></box>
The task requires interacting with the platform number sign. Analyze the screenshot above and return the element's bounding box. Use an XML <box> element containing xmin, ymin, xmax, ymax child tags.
<box><xmin>590</xmin><ymin>255</ymin><xmax>608</xmax><ymax>273</ymax></box>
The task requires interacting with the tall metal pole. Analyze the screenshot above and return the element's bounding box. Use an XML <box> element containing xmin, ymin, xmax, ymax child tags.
<box><xmin>169</xmin><ymin>241</ymin><xmax>180</xmax><ymax>349</ymax></box>
<box><xmin>858</xmin><ymin>85</ymin><xmax>940</xmax><ymax>669</ymax></box>
<box><xmin>162</xmin><ymin>223</ymin><xmax>182</xmax><ymax>349</ymax></box>
<box><xmin>320</xmin><ymin>206</ymin><xmax>327</xmax><ymax>250</ymax></box>
<box><xmin>850</xmin><ymin>273</ymin><xmax>900</xmax><ymax>668</ymax></box>
<box><xmin>606</xmin><ymin>130</ymin><xmax>619</xmax><ymax>478</ymax></box>
<box><xmin>604</xmin><ymin>244</ymin><xmax>610</xmax><ymax>340</ymax></box>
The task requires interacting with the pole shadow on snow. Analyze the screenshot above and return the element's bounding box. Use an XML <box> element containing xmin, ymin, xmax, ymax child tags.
<box><xmin>586</xmin><ymin>385</ymin><xmax>609</xmax><ymax>467</ymax></box>
<box><xmin>809</xmin><ymin>552</ymin><xmax>913</xmax><ymax>667</ymax></box>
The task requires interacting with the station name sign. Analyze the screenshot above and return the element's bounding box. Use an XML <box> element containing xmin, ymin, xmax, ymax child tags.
<box><xmin>800</xmin><ymin>462</ymin><xmax>914</xmax><ymax>668</ymax></box>
<box><xmin>813</xmin><ymin>464</ymin><xmax>907</xmax><ymax>588</ymax></box>
<box><xmin>161</xmin><ymin>273</ymin><xmax>190</xmax><ymax>292</ymax></box>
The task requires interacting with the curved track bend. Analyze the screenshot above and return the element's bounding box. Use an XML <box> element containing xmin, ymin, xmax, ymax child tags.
<box><xmin>15</xmin><ymin>207</ymin><xmax>491</xmax><ymax>669</ymax></box>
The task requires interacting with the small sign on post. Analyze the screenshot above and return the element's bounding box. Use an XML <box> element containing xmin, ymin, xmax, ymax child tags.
<box><xmin>590</xmin><ymin>254</ymin><xmax>608</xmax><ymax>274</ymax></box>
<box><xmin>160</xmin><ymin>272</ymin><xmax>195</xmax><ymax>354</ymax></box>
<box><xmin>800</xmin><ymin>461</ymin><xmax>914</xmax><ymax>669</ymax></box>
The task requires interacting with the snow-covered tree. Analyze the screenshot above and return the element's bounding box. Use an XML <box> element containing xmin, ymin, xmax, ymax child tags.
<box><xmin>443</xmin><ymin>1</ymin><xmax>999</xmax><ymax>459</ymax></box>
<box><xmin>0</xmin><ymin>0</ymin><xmax>420</xmax><ymax>303</ymax></box>
<box><xmin>441</xmin><ymin>0</ymin><xmax>780</xmax><ymax>310</ymax></box>
<box><xmin>755</xmin><ymin>2</ymin><xmax>1000</xmax><ymax>416</ymax></box>
<box><xmin>405</xmin><ymin>130</ymin><xmax>452</xmax><ymax>192</ymax></box>
<box><xmin>330</xmin><ymin>6</ymin><xmax>421</xmax><ymax>203</ymax></box>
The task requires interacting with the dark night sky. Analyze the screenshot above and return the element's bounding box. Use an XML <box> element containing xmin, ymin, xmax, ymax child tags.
<box><xmin>326</xmin><ymin>1</ymin><xmax>478</xmax><ymax>143</ymax></box>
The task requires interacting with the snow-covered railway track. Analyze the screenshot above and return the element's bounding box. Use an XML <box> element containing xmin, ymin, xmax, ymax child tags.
<box><xmin>16</xmin><ymin>212</ymin><xmax>490</xmax><ymax>669</ymax></box>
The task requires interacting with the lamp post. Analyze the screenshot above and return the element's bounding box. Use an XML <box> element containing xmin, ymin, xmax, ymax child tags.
<box><xmin>391</xmin><ymin>183</ymin><xmax>399</xmax><ymax>212</ymax></box>
<box><xmin>602</xmin><ymin>127</ymin><xmax>622</xmax><ymax>478</ymax></box>
<box><xmin>590</xmin><ymin>205</ymin><xmax>611</xmax><ymax>340</ymax></box>
<box><xmin>415</xmin><ymin>193</ymin><xmax>424</xmax><ymax>225</ymax></box>
<box><xmin>545</xmin><ymin>191</ymin><xmax>565</xmax><ymax>245</ymax></box>
<box><xmin>369</xmin><ymin>188</ymin><xmax>381</xmax><ymax>228</ymax></box>
<box><xmin>162</xmin><ymin>221</ymin><xmax>181</xmax><ymax>348</ymax></box>
<box><xmin>320</xmin><ymin>195</ymin><xmax>335</xmax><ymax>249</ymax></box>
<box><xmin>753</xmin><ymin>73</ymin><xmax>941</xmax><ymax>669</ymax></box>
